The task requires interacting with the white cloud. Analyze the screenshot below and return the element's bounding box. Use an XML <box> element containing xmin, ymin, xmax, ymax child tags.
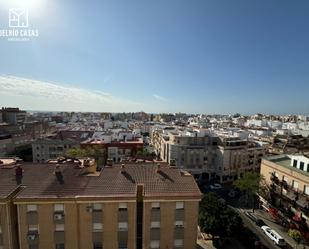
<box><xmin>153</xmin><ymin>94</ymin><xmax>168</xmax><ymax>102</ymax></box>
<box><xmin>0</xmin><ymin>75</ymin><xmax>143</xmax><ymax>112</ymax></box>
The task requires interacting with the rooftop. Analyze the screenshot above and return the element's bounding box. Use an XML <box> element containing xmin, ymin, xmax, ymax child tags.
<box><xmin>0</xmin><ymin>161</ymin><xmax>201</xmax><ymax>201</ymax></box>
<box><xmin>265</xmin><ymin>154</ymin><xmax>309</xmax><ymax>177</ymax></box>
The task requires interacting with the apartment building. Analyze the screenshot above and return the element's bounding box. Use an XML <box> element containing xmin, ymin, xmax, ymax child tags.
<box><xmin>0</xmin><ymin>158</ymin><xmax>21</xmax><ymax>249</ymax></box>
<box><xmin>260</xmin><ymin>155</ymin><xmax>309</xmax><ymax>228</ymax></box>
<box><xmin>81</xmin><ymin>136</ymin><xmax>143</xmax><ymax>165</ymax></box>
<box><xmin>215</xmin><ymin>137</ymin><xmax>266</xmax><ymax>182</ymax></box>
<box><xmin>0</xmin><ymin>108</ymin><xmax>26</xmax><ymax>126</ymax></box>
<box><xmin>151</xmin><ymin>127</ymin><xmax>265</xmax><ymax>183</ymax></box>
<box><xmin>32</xmin><ymin>138</ymin><xmax>79</xmax><ymax>162</ymax></box>
<box><xmin>0</xmin><ymin>158</ymin><xmax>201</xmax><ymax>249</ymax></box>
<box><xmin>152</xmin><ymin>128</ymin><xmax>218</xmax><ymax>177</ymax></box>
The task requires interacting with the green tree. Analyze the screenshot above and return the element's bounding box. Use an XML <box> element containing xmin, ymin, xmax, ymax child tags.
<box><xmin>288</xmin><ymin>229</ymin><xmax>302</xmax><ymax>246</ymax></box>
<box><xmin>233</xmin><ymin>172</ymin><xmax>265</xmax><ymax>208</ymax></box>
<box><xmin>66</xmin><ymin>148</ymin><xmax>105</xmax><ymax>167</ymax></box>
<box><xmin>66</xmin><ymin>148</ymin><xmax>89</xmax><ymax>158</ymax></box>
<box><xmin>199</xmin><ymin>193</ymin><xmax>243</xmax><ymax>239</ymax></box>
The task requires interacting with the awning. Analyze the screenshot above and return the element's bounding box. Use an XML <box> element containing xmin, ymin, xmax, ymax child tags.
<box><xmin>297</xmin><ymin>196</ymin><xmax>308</xmax><ymax>208</ymax></box>
<box><xmin>285</xmin><ymin>191</ymin><xmax>296</xmax><ymax>200</ymax></box>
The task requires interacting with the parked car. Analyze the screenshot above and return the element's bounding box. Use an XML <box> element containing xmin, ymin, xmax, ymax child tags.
<box><xmin>245</xmin><ymin>211</ymin><xmax>266</xmax><ymax>227</ymax></box>
<box><xmin>255</xmin><ymin>219</ymin><xmax>266</xmax><ymax>227</ymax></box>
<box><xmin>261</xmin><ymin>226</ymin><xmax>286</xmax><ymax>246</ymax></box>
<box><xmin>210</xmin><ymin>183</ymin><xmax>222</xmax><ymax>190</ymax></box>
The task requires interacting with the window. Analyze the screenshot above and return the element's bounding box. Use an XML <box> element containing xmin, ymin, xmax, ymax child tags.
<box><xmin>118</xmin><ymin>241</ymin><xmax>127</xmax><ymax>249</ymax></box>
<box><xmin>300</xmin><ymin>162</ymin><xmax>305</xmax><ymax>170</ymax></box>
<box><xmin>118</xmin><ymin>222</ymin><xmax>128</xmax><ymax>231</ymax></box>
<box><xmin>119</xmin><ymin>203</ymin><xmax>127</xmax><ymax>210</ymax></box>
<box><xmin>307</xmin><ymin>164</ymin><xmax>309</xmax><ymax>172</ymax></box>
<box><xmin>150</xmin><ymin>240</ymin><xmax>160</xmax><ymax>249</ymax></box>
<box><xmin>150</xmin><ymin>221</ymin><xmax>160</xmax><ymax>228</ymax></box>
<box><xmin>174</xmin><ymin>239</ymin><xmax>183</xmax><ymax>247</ymax></box>
<box><xmin>176</xmin><ymin>202</ymin><xmax>184</xmax><ymax>210</ymax></box>
<box><xmin>54</xmin><ymin>204</ymin><xmax>64</xmax><ymax>212</ymax></box>
<box><xmin>151</xmin><ymin>202</ymin><xmax>160</xmax><ymax>209</ymax></box>
<box><xmin>93</xmin><ymin>242</ymin><xmax>102</xmax><ymax>249</ymax></box>
<box><xmin>283</xmin><ymin>176</ymin><xmax>289</xmax><ymax>183</ymax></box>
<box><xmin>293</xmin><ymin>159</ymin><xmax>297</xmax><ymax>167</ymax></box>
<box><xmin>55</xmin><ymin>244</ymin><xmax>65</xmax><ymax>249</ymax></box>
<box><xmin>93</xmin><ymin>203</ymin><xmax>102</xmax><ymax>211</ymax></box>
<box><xmin>93</xmin><ymin>223</ymin><xmax>103</xmax><ymax>232</ymax></box>
<box><xmin>27</xmin><ymin>204</ymin><xmax>37</xmax><ymax>212</ymax></box>
<box><xmin>293</xmin><ymin>180</ymin><xmax>299</xmax><ymax>190</ymax></box>
<box><xmin>55</xmin><ymin>224</ymin><xmax>64</xmax><ymax>231</ymax></box>
<box><xmin>304</xmin><ymin>185</ymin><xmax>309</xmax><ymax>196</ymax></box>
<box><xmin>28</xmin><ymin>224</ymin><xmax>38</xmax><ymax>232</ymax></box>
<box><xmin>175</xmin><ymin>221</ymin><xmax>184</xmax><ymax>227</ymax></box>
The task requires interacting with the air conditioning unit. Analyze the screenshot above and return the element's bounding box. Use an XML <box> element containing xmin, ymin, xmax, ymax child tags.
<box><xmin>86</xmin><ymin>206</ymin><xmax>93</xmax><ymax>213</ymax></box>
<box><xmin>54</xmin><ymin>213</ymin><xmax>64</xmax><ymax>220</ymax></box>
<box><xmin>27</xmin><ymin>234</ymin><xmax>37</xmax><ymax>241</ymax></box>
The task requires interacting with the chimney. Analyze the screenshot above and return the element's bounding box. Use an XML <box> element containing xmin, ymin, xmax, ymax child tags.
<box><xmin>169</xmin><ymin>159</ymin><xmax>176</xmax><ymax>167</ymax></box>
<box><xmin>83</xmin><ymin>158</ymin><xmax>97</xmax><ymax>174</ymax></box>
<box><xmin>106</xmin><ymin>158</ymin><xmax>113</xmax><ymax>167</ymax></box>
<box><xmin>121</xmin><ymin>164</ymin><xmax>125</xmax><ymax>174</ymax></box>
<box><xmin>156</xmin><ymin>163</ymin><xmax>161</xmax><ymax>173</ymax></box>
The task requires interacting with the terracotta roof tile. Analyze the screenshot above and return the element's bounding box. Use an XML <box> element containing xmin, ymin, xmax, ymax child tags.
<box><xmin>0</xmin><ymin>162</ymin><xmax>201</xmax><ymax>200</ymax></box>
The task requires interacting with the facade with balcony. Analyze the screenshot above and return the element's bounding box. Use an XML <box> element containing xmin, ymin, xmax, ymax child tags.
<box><xmin>260</xmin><ymin>155</ymin><xmax>309</xmax><ymax>237</ymax></box>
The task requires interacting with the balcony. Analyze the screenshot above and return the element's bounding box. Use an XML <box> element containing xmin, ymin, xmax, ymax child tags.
<box><xmin>270</xmin><ymin>174</ymin><xmax>279</xmax><ymax>185</ymax></box>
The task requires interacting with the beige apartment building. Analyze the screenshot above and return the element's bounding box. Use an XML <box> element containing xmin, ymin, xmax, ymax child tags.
<box><xmin>215</xmin><ymin>137</ymin><xmax>265</xmax><ymax>182</ymax></box>
<box><xmin>260</xmin><ymin>155</ymin><xmax>309</xmax><ymax>227</ymax></box>
<box><xmin>151</xmin><ymin>128</ymin><xmax>217</xmax><ymax>176</ymax></box>
<box><xmin>151</xmin><ymin>127</ymin><xmax>265</xmax><ymax>183</ymax></box>
<box><xmin>0</xmin><ymin>157</ymin><xmax>201</xmax><ymax>249</ymax></box>
<box><xmin>0</xmin><ymin>158</ymin><xmax>21</xmax><ymax>249</ymax></box>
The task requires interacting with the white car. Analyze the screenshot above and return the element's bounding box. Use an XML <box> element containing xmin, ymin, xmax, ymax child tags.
<box><xmin>261</xmin><ymin>226</ymin><xmax>286</xmax><ymax>246</ymax></box>
<box><xmin>210</xmin><ymin>183</ymin><xmax>222</xmax><ymax>190</ymax></box>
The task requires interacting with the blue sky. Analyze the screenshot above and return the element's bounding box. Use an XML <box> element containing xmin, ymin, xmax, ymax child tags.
<box><xmin>0</xmin><ymin>0</ymin><xmax>308</xmax><ymax>114</ymax></box>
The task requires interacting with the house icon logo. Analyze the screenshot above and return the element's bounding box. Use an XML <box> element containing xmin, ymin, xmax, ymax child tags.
<box><xmin>9</xmin><ymin>8</ymin><xmax>28</xmax><ymax>28</ymax></box>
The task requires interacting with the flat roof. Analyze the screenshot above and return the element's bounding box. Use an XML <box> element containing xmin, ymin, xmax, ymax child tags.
<box><xmin>265</xmin><ymin>155</ymin><xmax>309</xmax><ymax>177</ymax></box>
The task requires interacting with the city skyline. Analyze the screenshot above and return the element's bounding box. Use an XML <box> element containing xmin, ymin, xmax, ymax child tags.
<box><xmin>0</xmin><ymin>0</ymin><xmax>309</xmax><ymax>114</ymax></box>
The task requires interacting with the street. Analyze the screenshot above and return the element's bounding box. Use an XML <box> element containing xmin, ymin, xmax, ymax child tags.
<box><xmin>236</xmin><ymin>208</ymin><xmax>280</xmax><ymax>249</ymax></box>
